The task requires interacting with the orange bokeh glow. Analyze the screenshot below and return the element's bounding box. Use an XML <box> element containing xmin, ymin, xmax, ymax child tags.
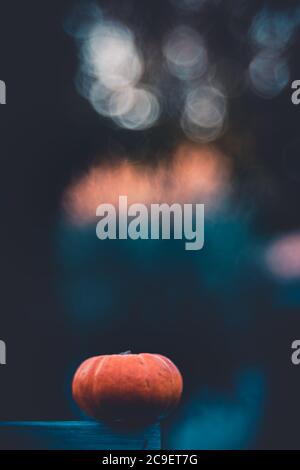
<box><xmin>63</xmin><ymin>143</ymin><xmax>230</xmax><ymax>225</ymax></box>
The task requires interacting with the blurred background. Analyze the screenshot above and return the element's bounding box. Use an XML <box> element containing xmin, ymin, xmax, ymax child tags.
<box><xmin>1</xmin><ymin>0</ymin><xmax>300</xmax><ymax>449</ymax></box>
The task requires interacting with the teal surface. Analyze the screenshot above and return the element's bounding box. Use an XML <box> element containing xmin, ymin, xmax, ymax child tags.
<box><xmin>0</xmin><ymin>421</ymin><xmax>161</xmax><ymax>450</ymax></box>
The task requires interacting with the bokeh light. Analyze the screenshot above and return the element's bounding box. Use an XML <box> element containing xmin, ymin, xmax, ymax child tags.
<box><xmin>246</xmin><ymin>5</ymin><xmax>300</xmax><ymax>99</ymax></box>
<box><xmin>249</xmin><ymin>7</ymin><xmax>299</xmax><ymax>52</ymax></box>
<box><xmin>69</xmin><ymin>7</ymin><xmax>163</xmax><ymax>131</ymax></box>
<box><xmin>63</xmin><ymin>143</ymin><xmax>230</xmax><ymax>225</ymax></box>
<box><xmin>64</xmin><ymin>2</ymin><xmax>102</xmax><ymax>40</ymax></box>
<box><xmin>265</xmin><ymin>233</ymin><xmax>300</xmax><ymax>281</ymax></box>
<box><xmin>113</xmin><ymin>87</ymin><xmax>160</xmax><ymax>130</ymax></box>
<box><xmin>82</xmin><ymin>22</ymin><xmax>143</xmax><ymax>91</ymax></box>
<box><xmin>248</xmin><ymin>50</ymin><xmax>289</xmax><ymax>99</ymax></box>
<box><xmin>163</xmin><ymin>26</ymin><xmax>208</xmax><ymax>81</ymax></box>
<box><xmin>181</xmin><ymin>85</ymin><xmax>227</xmax><ymax>142</ymax></box>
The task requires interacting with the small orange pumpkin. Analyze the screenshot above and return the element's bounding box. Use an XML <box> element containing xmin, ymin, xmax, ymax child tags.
<box><xmin>72</xmin><ymin>352</ymin><xmax>183</xmax><ymax>425</ymax></box>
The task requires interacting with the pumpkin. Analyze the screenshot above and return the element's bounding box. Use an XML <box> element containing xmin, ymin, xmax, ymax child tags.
<box><xmin>72</xmin><ymin>352</ymin><xmax>183</xmax><ymax>426</ymax></box>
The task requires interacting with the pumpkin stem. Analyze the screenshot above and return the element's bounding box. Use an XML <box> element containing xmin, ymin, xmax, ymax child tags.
<box><xmin>120</xmin><ymin>350</ymin><xmax>132</xmax><ymax>355</ymax></box>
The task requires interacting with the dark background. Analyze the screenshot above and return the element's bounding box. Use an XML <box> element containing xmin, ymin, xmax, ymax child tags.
<box><xmin>1</xmin><ymin>0</ymin><xmax>300</xmax><ymax>449</ymax></box>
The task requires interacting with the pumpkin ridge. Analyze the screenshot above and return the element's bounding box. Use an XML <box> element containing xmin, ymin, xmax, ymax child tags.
<box><xmin>156</xmin><ymin>355</ymin><xmax>183</xmax><ymax>408</ymax></box>
<box><xmin>92</xmin><ymin>356</ymin><xmax>108</xmax><ymax>411</ymax></box>
<box><xmin>153</xmin><ymin>354</ymin><xmax>176</xmax><ymax>413</ymax></box>
<box><xmin>74</xmin><ymin>356</ymin><xmax>98</xmax><ymax>417</ymax></box>
<box><xmin>140</xmin><ymin>354</ymin><xmax>151</xmax><ymax>396</ymax></box>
